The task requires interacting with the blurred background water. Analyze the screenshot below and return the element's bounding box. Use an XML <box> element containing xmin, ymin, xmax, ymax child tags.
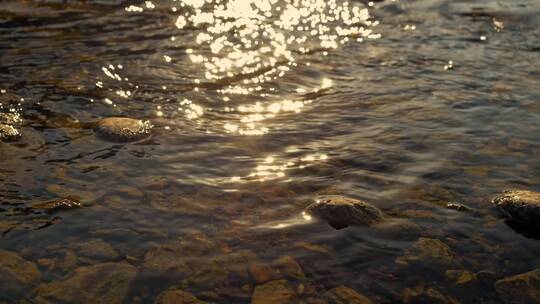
<box><xmin>1</xmin><ymin>0</ymin><xmax>540</xmax><ymax>303</ymax></box>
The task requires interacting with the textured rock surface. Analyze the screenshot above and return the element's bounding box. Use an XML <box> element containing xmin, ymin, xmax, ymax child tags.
<box><xmin>32</xmin><ymin>197</ymin><xmax>82</xmax><ymax>214</ymax></box>
<box><xmin>325</xmin><ymin>286</ymin><xmax>373</xmax><ymax>304</ymax></box>
<box><xmin>304</xmin><ymin>196</ymin><xmax>384</xmax><ymax>229</ymax></box>
<box><xmin>396</xmin><ymin>237</ymin><xmax>454</xmax><ymax>268</ymax></box>
<box><xmin>34</xmin><ymin>262</ymin><xmax>137</xmax><ymax>304</ymax></box>
<box><xmin>0</xmin><ymin>123</ymin><xmax>20</xmax><ymax>141</ymax></box>
<box><xmin>251</xmin><ymin>279</ymin><xmax>296</xmax><ymax>304</ymax></box>
<box><xmin>0</xmin><ymin>250</ymin><xmax>41</xmax><ymax>295</ymax></box>
<box><xmin>78</xmin><ymin>239</ymin><xmax>121</xmax><ymax>261</ymax></box>
<box><xmin>495</xmin><ymin>268</ymin><xmax>540</xmax><ymax>304</ymax></box>
<box><xmin>492</xmin><ymin>190</ymin><xmax>540</xmax><ymax>226</ymax></box>
<box><xmin>95</xmin><ymin>117</ymin><xmax>152</xmax><ymax>142</ymax></box>
<box><xmin>155</xmin><ymin>289</ymin><xmax>207</xmax><ymax>304</ymax></box>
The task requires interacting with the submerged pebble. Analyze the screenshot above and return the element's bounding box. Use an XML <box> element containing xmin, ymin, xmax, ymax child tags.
<box><xmin>304</xmin><ymin>196</ymin><xmax>384</xmax><ymax>229</ymax></box>
<box><xmin>492</xmin><ymin>190</ymin><xmax>540</xmax><ymax>226</ymax></box>
<box><xmin>95</xmin><ymin>117</ymin><xmax>152</xmax><ymax>142</ymax></box>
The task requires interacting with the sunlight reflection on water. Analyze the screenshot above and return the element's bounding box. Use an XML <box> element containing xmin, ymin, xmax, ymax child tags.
<box><xmin>111</xmin><ymin>0</ymin><xmax>380</xmax><ymax>136</ymax></box>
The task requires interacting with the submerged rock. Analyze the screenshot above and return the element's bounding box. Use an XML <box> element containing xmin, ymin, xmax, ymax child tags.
<box><xmin>402</xmin><ymin>286</ymin><xmax>459</xmax><ymax>304</ymax></box>
<box><xmin>32</xmin><ymin>197</ymin><xmax>82</xmax><ymax>214</ymax></box>
<box><xmin>492</xmin><ymin>190</ymin><xmax>540</xmax><ymax>226</ymax></box>
<box><xmin>274</xmin><ymin>256</ymin><xmax>305</xmax><ymax>281</ymax></box>
<box><xmin>396</xmin><ymin>237</ymin><xmax>454</xmax><ymax>268</ymax></box>
<box><xmin>445</xmin><ymin>269</ymin><xmax>476</xmax><ymax>285</ymax></box>
<box><xmin>0</xmin><ymin>250</ymin><xmax>41</xmax><ymax>295</ymax></box>
<box><xmin>495</xmin><ymin>268</ymin><xmax>540</xmax><ymax>304</ymax></box>
<box><xmin>34</xmin><ymin>262</ymin><xmax>137</xmax><ymax>304</ymax></box>
<box><xmin>95</xmin><ymin>117</ymin><xmax>152</xmax><ymax>142</ymax></box>
<box><xmin>325</xmin><ymin>286</ymin><xmax>373</xmax><ymax>304</ymax></box>
<box><xmin>78</xmin><ymin>239</ymin><xmax>121</xmax><ymax>261</ymax></box>
<box><xmin>304</xmin><ymin>196</ymin><xmax>384</xmax><ymax>229</ymax></box>
<box><xmin>155</xmin><ymin>288</ymin><xmax>207</xmax><ymax>304</ymax></box>
<box><xmin>0</xmin><ymin>124</ymin><xmax>20</xmax><ymax>141</ymax></box>
<box><xmin>251</xmin><ymin>279</ymin><xmax>296</xmax><ymax>304</ymax></box>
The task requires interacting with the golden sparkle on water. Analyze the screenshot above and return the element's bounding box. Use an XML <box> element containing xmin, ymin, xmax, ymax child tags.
<box><xmin>118</xmin><ymin>0</ymin><xmax>378</xmax><ymax>136</ymax></box>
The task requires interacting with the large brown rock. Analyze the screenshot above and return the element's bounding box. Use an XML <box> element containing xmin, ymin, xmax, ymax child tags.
<box><xmin>304</xmin><ymin>196</ymin><xmax>384</xmax><ymax>229</ymax></box>
<box><xmin>495</xmin><ymin>268</ymin><xmax>540</xmax><ymax>304</ymax></box>
<box><xmin>34</xmin><ymin>262</ymin><xmax>137</xmax><ymax>304</ymax></box>
<box><xmin>95</xmin><ymin>117</ymin><xmax>152</xmax><ymax>142</ymax></box>
<box><xmin>492</xmin><ymin>190</ymin><xmax>540</xmax><ymax>226</ymax></box>
<box><xmin>0</xmin><ymin>249</ymin><xmax>41</xmax><ymax>295</ymax></box>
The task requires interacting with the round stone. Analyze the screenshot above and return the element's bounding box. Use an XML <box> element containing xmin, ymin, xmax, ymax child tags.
<box><xmin>492</xmin><ymin>190</ymin><xmax>540</xmax><ymax>226</ymax></box>
<box><xmin>95</xmin><ymin>117</ymin><xmax>152</xmax><ymax>142</ymax></box>
<box><xmin>304</xmin><ymin>196</ymin><xmax>384</xmax><ymax>229</ymax></box>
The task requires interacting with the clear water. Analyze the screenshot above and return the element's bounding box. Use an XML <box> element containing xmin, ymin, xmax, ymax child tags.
<box><xmin>1</xmin><ymin>0</ymin><xmax>540</xmax><ymax>303</ymax></box>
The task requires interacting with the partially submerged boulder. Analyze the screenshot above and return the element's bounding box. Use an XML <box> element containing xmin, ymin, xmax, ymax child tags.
<box><xmin>0</xmin><ymin>124</ymin><xmax>20</xmax><ymax>141</ymax></box>
<box><xmin>32</xmin><ymin>197</ymin><xmax>82</xmax><ymax>214</ymax></box>
<box><xmin>303</xmin><ymin>196</ymin><xmax>384</xmax><ymax>229</ymax></box>
<box><xmin>495</xmin><ymin>268</ymin><xmax>540</xmax><ymax>304</ymax></box>
<box><xmin>492</xmin><ymin>190</ymin><xmax>540</xmax><ymax>226</ymax></box>
<box><xmin>95</xmin><ymin>117</ymin><xmax>152</xmax><ymax>142</ymax></box>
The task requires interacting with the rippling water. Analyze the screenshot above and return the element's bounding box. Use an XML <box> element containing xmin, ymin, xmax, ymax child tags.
<box><xmin>1</xmin><ymin>0</ymin><xmax>540</xmax><ymax>303</ymax></box>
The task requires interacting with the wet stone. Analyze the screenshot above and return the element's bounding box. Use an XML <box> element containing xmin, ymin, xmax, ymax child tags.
<box><xmin>304</xmin><ymin>196</ymin><xmax>384</xmax><ymax>230</ymax></box>
<box><xmin>445</xmin><ymin>203</ymin><xmax>471</xmax><ymax>212</ymax></box>
<box><xmin>492</xmin><ymin>190</ymin><xmax>540</xmax><ymax>226</ymax></box>
<box><xmin>274</xmin><ymin>256</ymin><xmax>305</xmax><ymax>281</ymax></box>
<box><xmin>95</xmin><ymin>117</ymin><xmax>152</xmax><ymax>142</ymax></box>
<box><xmin>445</xmin><ymin>269</ymin><xmax>476</xmax><ymax>285</ymax></box>
<box><xmin>0</xmin><ymin>113</ymin><xmax>21</xmax><ymax>125</ymax></box>
<box><xmin>0</xmin><ymin>124</ymin><xmax>20</xmax><ymax>141</ymax></box>
<box><xmin>34</xmin><ymin>262</ymin><xmax>137</xmax><ymax>304</ymax></box>
<box><xmin>0</xmin><ymin>250</ymin><xmax>41</xmax><ymax>295</ymax></box>
<box><xmin>154</xmin><ymin>288</ymin><xmax>207</xmax><ymax>304</ymax></box>
<box><xmin>495</xmin><ymin>268</ymin><xmax>540</xmax><ymax>304</ymax></box>
<box><xmin>32</xmin><ymin>197</ymin><xmax>82</xmax><ymax>214</ymax></box>
<box><xmin>78</xmin><ymin>239</ymin><xmax>121</xmax><ymax>261</ymax></box>
<box><xmin>251</xmin><ymin>279</ymin><xmax>296</xmax><ymax>304</ymax></box>
<box><xmin>249</xmin><ymin>262</ymin><xmax>281</xmax><ymax>284</ymax></box>
<box><xmin>325</xmin><ymin>286</ymin><xmax>373</xmax><ymax>304</ymax></box>
<box><xmin>402</xmin><ymin>286</ymin><xmax>459</xmax><ymax>304</ymax></box>
<box><xmin>396</xmin><ymin>237</ymin><xmax>454</xmax><ymax>268</ymax></box>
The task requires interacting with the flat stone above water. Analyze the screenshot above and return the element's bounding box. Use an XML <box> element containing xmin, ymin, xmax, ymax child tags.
<box><xmin>304</xmin><ymin>196</ymin><xmax>384</xmax><ymax>229</ymax></box>
<box><xmin>492</xmin><ymin>190</ymin><xmax>540</xmax><ymax>226</ymax></box>
<box><xmin>95</xmin><ymin>117</ymin><xmax>152</xmax><ymax>142</ymax></box>
<box><xmin>32</xmin><ymin>197</ymin><xmax>82</xmax><ymax>214</ymax></box>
